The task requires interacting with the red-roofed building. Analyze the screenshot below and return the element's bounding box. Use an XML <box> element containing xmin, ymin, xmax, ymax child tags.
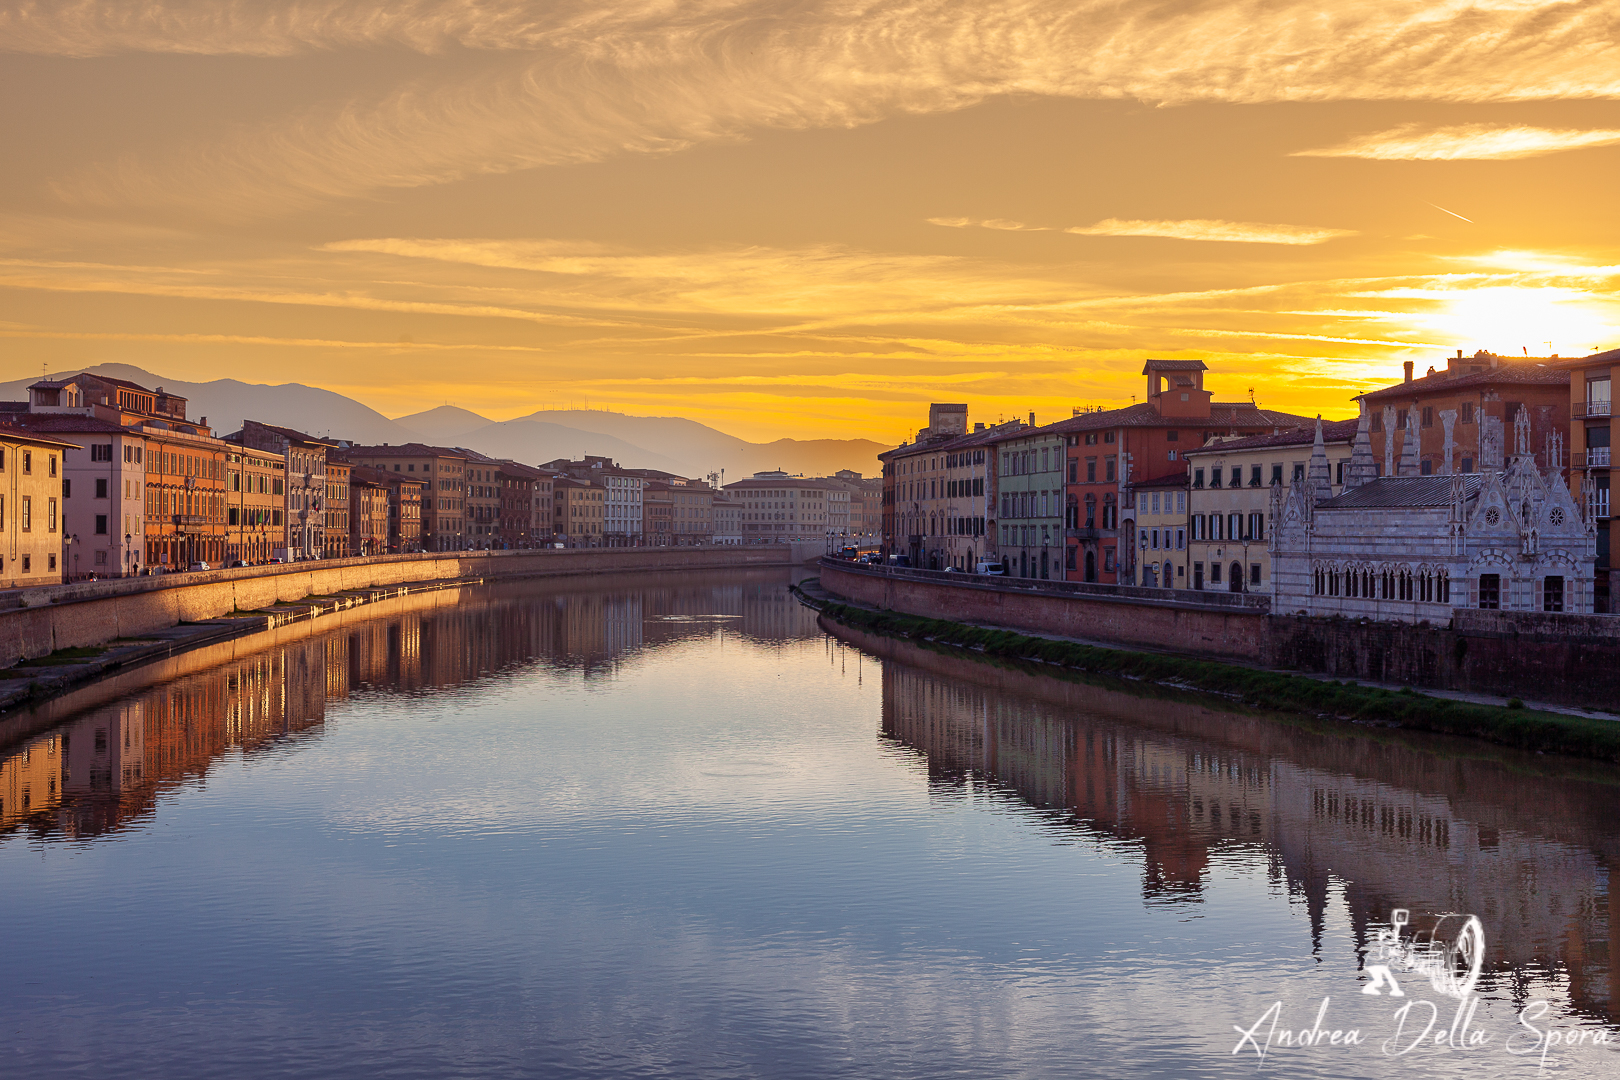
<box><xmin>1052</xmin><ymin>360</ymin><xmax>1311</xmax><ymax>584</ymax></box>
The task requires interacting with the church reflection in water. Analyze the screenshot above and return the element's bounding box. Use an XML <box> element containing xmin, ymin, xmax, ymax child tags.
<box><xmin>0</xmin><ymin>570</ymin><xmax>802</xmax><ymax>843</ymax></box>
<box><xmin>864</xmin><ymin>625</ymin><xmax>1615</xmax><ymax>1027</ymax></box>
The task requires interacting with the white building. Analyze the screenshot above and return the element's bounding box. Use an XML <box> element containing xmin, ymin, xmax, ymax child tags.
<box><xmin>1270</xmin><ymin>410</ymin><xmax>1597</xmax><ymax>620</ymax></box>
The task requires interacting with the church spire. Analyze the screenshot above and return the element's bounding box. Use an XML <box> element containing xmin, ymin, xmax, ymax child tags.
<box><xmin>1308</xmin><ymin>415</ymin><xmax>1332</xmax><ymax>503</ymax></box>
<box><xmin>1397</xmin><ymin>407</ymin><xmax>1420</xmax><ymax>476</ymax></box>
<box><xmin>1345</xmin><ymin>400</ymin><xmax>1377</xmax><ymax>490</ymax></box>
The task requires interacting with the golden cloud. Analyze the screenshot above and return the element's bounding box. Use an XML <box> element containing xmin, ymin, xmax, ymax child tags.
<box><xmin>38</xmin><ymin>0</ymin><xmax>1620</xmax><ymax>214</ymax></box>
<box><xmin>1295</xmin><ymin>123</ymin><xmax>1620</xmax><ymax>160</ymax></box>
<box><xmin>1065</xmin><ymin>219</ymin><xmax>1357</xmax><ymax>245</ymax></box>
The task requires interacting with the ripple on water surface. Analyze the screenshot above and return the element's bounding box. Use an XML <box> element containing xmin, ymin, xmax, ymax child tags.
<box><xmin>1</xmin><ymin>570</ymin><xmax>1615</xmax><ymax>1079</ymax></box>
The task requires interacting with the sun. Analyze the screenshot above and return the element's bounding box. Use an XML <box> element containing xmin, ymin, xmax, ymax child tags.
<box><xmin>1421</xmin><ymin>286</ymin><xmax>1618</xmax><ymax>359</ymax></box>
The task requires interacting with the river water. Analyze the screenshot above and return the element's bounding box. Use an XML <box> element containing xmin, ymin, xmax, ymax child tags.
<box><xmin>1</xmin><ymin>570</ymin><xmax>1615</xmax><ymax>1079</ymax></box>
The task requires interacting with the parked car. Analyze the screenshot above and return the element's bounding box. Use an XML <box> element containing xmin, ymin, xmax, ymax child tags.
<box><xmin>227</xmin><ymin>560</ymin><xmax>248</xmax><ymax>568</ymax></box>
<box><xmin>943</xmin><ymin>566</ymin><xmax>961</xmax><ymax>573</ymax></box>
<box><xmin>188</xmin><ymin>561</ymin><xmax>211</xmax><ymax>572</ymax></box>
<box><xmin>975</xmin><ymin>561</ymin><xmax>1007</xmax><ymax>576</ymax></box>
<box><xmin>267</xmin><ymin>558</ymin><xmax>285</xmax><ymax>564</ymax></box>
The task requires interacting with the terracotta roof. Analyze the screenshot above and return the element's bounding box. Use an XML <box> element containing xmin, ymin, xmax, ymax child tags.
<box><xmin>1551</xmin><ymin>346</ymin><xmax>1620</xmax><ymax>372</ymax></box>
<box><xmin>0</xmin><ymin>422</ymin><xmax>85</xmax><ymax>450</ymax></box>
<box><xmin>5</xmin><ymin>414</ymin><xmax>130</xmax><ymax>435</ymax></box>
<box><xmin>1133</xmin><ymin>469</ymin><xmax>1189</xmax><ymax>489</ymax></box>
<box><xmin>340</xmin><ymin>443</ymin><xmax>466</xmax><ymax>459</ymax></box>
<box><xmin>1185</xmin><ymin>418</ymin><xmax>1360</xmax><ymax>455</ymax></box>
<box><xmin>880</xmin><ymin>419</ymin><xmax>1027</xmax><ymax>460</ymax></box>
<box><xmin>1360</xmin><ymin>363</ymin><xmax>1568</xmax><ymax>402</ymax></box>
<box><xmin>1318</xmin><ymin>474</ymin><xmax>1485</xmax><ymax>509</ymax></box>
<box><xmin>242</xmin><ymin>420</ymin><xmax>340</xmax><ymax>448</ymax></box>
<box><xmin>1141</xmin><ymin>359</ymin><xmax>1208</xmax><ymax>372</ymax></box>
<box><xmin>1046</xmin><ymin>401</ymin><xmax>1311</xmax><ymax>435</ymax></box>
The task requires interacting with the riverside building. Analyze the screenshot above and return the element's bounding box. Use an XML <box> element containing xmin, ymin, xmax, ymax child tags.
<box><xmin>1050</xmin><ymin>360</ymin><xmax>1309</xmax><ymax>586</ymax></box>
<box><xmin>1183</xmin><ymin>419</ymin><xmax>1357</xmax><ymax>593</ymax></box>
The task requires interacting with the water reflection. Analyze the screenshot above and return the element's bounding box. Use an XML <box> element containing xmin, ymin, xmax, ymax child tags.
<box><xmin>857</xmin><ymin>623</ymin><xmax>1617</xmax><ymax>1026</ymax></box>
<box><xmin>0</xmin><ymin>571</ymin><xmax>803</xmax><ymax>843</ymax></box>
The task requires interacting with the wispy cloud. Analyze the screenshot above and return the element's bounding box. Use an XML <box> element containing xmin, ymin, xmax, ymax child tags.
<box><xmin>37</xmin><ymin>0</ymin><xmax>1620</xmax><ymax>214</ymax></box>
<box><xmin>1065</xmin><ymin>219</ymin><xmax>1356</xmax><ymax>245</ymax></box>
<box><xmin>926</xmin><ymin>218</ymin><xmax>1047</xmax><ymax>231</ymax></box>
<box><xmin>1295</xmin><ymin>123</ymin><xmax>1620</xmax><ymax>161</ymax></box>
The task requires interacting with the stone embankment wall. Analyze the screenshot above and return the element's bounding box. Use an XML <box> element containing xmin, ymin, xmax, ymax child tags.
<box><xmin>0</xmin><ymin>546</ymin><xmax>799</xmax><ymax>668</ymax></box>
<box><xmin>819</xmin><ymin>560</ymin><xmax>1620</xmax><ymax>707</ymax></box>
<box><xmin>819</xmin><ymin>561</ymin><xmax>1267</xmax><ymax>662</ymax></box>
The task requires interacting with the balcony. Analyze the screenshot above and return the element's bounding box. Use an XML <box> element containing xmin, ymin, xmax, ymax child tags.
<box><xmin>1583</xmin><ymin>447</ymin><xmax>1612</xmax><ymax>468</ymax></box>
<box><xmin>1067</xmin><ymin>527</ymin><xmax>1100</xmax><ymax>540</ymax></box>
<box><xmin>1574</xmin><ymin>400</ymin><xmax>1613</xmax><ymax>420</ymax></box>
<box><xmin>1589</xmin><ymin>491</ymin><xmax>1611</xmax><ymax>520</ymax></box>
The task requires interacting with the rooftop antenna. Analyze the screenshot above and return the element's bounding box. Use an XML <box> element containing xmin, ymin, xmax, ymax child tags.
<box><xmin>1248</xmin><ymin>386</ymin><xmax>1256</xmax><ymax>403</ymax></box>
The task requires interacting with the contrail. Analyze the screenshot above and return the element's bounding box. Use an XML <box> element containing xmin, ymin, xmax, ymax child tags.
<box><xmin>1427</xmin><ymin>202</ymin><xmax>1474</xmax><ymax>223</ymax></box>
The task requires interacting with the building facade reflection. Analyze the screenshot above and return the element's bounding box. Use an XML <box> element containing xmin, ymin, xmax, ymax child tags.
<box><xmin>869</xmin><ymin>629</ymin><xmax>1614</xmax><ymax>1025</ymax></box>
<box><xmin>0</xmin><ymin>570</ymin><xmax>801</xmax><ymax>843</ymax></box>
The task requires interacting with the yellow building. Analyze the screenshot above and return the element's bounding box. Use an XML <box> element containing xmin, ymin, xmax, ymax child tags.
<box><xmin>1183</xmin><ymin>419</ymin><xmax>1357</xmax><ymax>593</ymax></box>
<box><xmin>553</xmin><ymin>476</ymin><xmax>604</xmax><ymax>545</ymax></box>
<box><xmin>1131</xmin><ymin>472</ymin><xmax>1189</xmax><ymax>589</ymax></box>
<box><xmin>0</xmin><ymin>424</ymin><xmax>80</xmax><ymax>588</ymax></box>
<box><xmin>226</xmin><ymin>448</ymin><xmax>284</xmax><ymax>565</ymax></box>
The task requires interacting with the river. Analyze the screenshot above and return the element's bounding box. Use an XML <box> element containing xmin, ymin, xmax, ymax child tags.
<box><xmin>1</xmin><ymin>570</ymin><xmax>1614</xmax><ymax>1078</ymax></box>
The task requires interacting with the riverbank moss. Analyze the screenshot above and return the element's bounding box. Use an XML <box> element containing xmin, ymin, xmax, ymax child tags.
<box><xmin>805</xmin><ymin>594</ymin><xmax>1620</xmax><ymax>763</ymax></box>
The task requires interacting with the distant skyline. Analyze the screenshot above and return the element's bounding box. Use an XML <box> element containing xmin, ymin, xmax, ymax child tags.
<box><xmin>3</xmin><ymin>1</ymin><xmax>1620</xmax><ymax>443</ymax></box>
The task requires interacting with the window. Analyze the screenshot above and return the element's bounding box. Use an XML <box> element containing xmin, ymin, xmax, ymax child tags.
<box><xmin>20</xmin><ymin>554</ymin><xmax>28</xmax><ymax>572</ymax></box>
<box><xmin>1461</xmin><ymin>457</ymin><xmax>1474</xmax><ymax>473</ymax></box>
<box><xmin>1104</xmin><ymin>431</ymin><xmax>1116</xmax><ymax>445</ymax></box>
<box><xmin>1544</xmin><ymin>576</ymin><xmax>1565</xmax><ymax>612</ymax></box>
<box><xmin>48</xmin><ymin>498</ymin><xmax>56</xmax><ymax>532</ymax></box>
<box><xmin>1422</xmin><ymin>406</ymin><xmax>1434</xmax><ymax>428</ymax></box>
<box><xmin>1176</xmin><ymin>528</ymin><xmax>1186</xmax><ymax>550</ymax></box>
<box><xmin>1210</xmin><ymin>466</ymin><xmax>1222</xmax><ymax>488</ymax></box>
<box><xmin>1193</xmin><ymin>468</ymin><xmax>1204</xmax><ymax>489</ymax></box>
<box><xmin>1478</xmin><ymin>573</ymin><xmax>1500</xmax><ymax>609</ymax></box>
<box><xmin>1271</xmin><ymin>463</ymin><xmax>1283</xmax><ymax>486</ymax></box>
<box><xmin>1103</xmin><ymin>546</ymin><xmax>1116</xmax><ymax>572</ymax></box>
<box><xmin>1371</xmin><ymin>411</ymin><xmax>1383</xmax><ymax>432</ymax></box>
<box><xmin>23</xmin><ymin>451</ymin><xmax>31</xmax><ymax>474</ymax></box>
<box><xmin>1151</xmin><ymin>493</ymin><xmax>1160</xmax><ymax>514</ymax></box>
<box><xmin>91</xmin><ymin>443</ymin><xmax>112</xmax><ymax>462</ymax></box>
<box><xmin>1421</xmin><ymin>459</ymin><xmax>1433</xmax><ymax>476</ymax></box>
<box><xmin>1105</xmin><ymin>457</ymin><xmax>1116</xmax><ymax>482</ymax></box>
<box><xmin>1293</xmin><ymin>463</ymin><xmax>1305</xmax><ymax>482</ymax></box>
<box><xmin>1250</xmin><ymin>564</ymin><xmax>1261</xmax><ymax>585</ymax></box>
<box><xmin>94</xmin><ymin>513</ymin><xmax>107</xmax><ymax>534</ymax></box>
<box><xmin>96</xmin><ymin>478</ymin><xmax>108</xmax><ymax>499</ymax></box>
<box><xmin>1068</xmin><ymin>461</ymin><xmax>1077</xmax><ymax>483</ymax></box>
<box><xmin>1460</xmin><ymin>402</ymin><xmax>1475</xmax><ymax>423</ymax></box>
<box><xmin>1249</xmin><ymin>512</ymin><xmax>1264</xmax><ymax>541</ymax></box>
<box><xmin>1396</xmin><ymin>409</ymin><xmax>1408</xmax><ymax>429</ymax></box>
<box><xmin>1250</xmin><ymin>465</ymin><xmax>1262</xmax><ymax>487</ymax></box>
<box><xmin>1211</xmin><ymin>562</ymin><xmax>1222</xmax><ymax>583</ymax></box>
<box><xmin>48</xmin><ymin>456</ymin><xmax>56</xmax><ymax>477</ymax></box>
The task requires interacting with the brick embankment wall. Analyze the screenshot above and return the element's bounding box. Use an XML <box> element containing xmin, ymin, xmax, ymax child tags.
<box><xmin>818</xmin><ymin>561</ymin><xmax>1267</xmax><ymax>663</ymax></box>
<box><xmin>0</xmin><ymin>546</ymin><xmax>795</xmax><ymax>668</ymax></box>
<box><xmin>821</xmin><ymin>560</ymin><xmax>1620</xmax><ymax>708</ymax></box>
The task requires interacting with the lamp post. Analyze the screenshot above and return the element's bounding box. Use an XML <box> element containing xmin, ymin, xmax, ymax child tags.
<box><xmin>124</xmin><ymin>532</ymin><xmax>133</xmax><ymax>577</ymax></box>
<box><xmin>70</xmin><ymin>533</ymin><xmax>78</xmax><ymax>581</ymax></box>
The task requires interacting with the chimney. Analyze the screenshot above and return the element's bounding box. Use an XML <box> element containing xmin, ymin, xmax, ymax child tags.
<box><xmin>200</xmin><ymin>416</ymin><xmax>207</xmax><ymax>427</ymax></box>
<box><xmin>1457</xmin><ymin>350</ymin><xmax>1463</xmax><ymax>359</ymax></box>
<box><xmin>974</xmin><ymin>422</ymin><xmax>984</xmax><ymax>432</ymax></box>
<box><xmin>1028</xmin><ymin>411</ymin><xmax>1036</xmax><ymax>427</ymax></box>
<box><xmin>1403</xmin><ymin>361</ymin><xmax>1413</xmax><ymax>383</ymax></box>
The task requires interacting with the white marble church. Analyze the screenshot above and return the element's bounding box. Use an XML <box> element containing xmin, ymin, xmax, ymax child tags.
<box><xmin>1269</xmin><ymin>406</ymin><xmax>1597</xmax><ymax>621</ymax></box>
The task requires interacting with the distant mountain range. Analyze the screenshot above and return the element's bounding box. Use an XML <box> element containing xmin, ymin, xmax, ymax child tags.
<box><xmin>0</xmin><ymin>364</ymin><xmax>890</xmax><ymax>481</ymax></box>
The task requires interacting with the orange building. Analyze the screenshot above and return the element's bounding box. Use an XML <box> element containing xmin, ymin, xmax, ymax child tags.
<box><xmin>1358</xmin><ymin>351</ymin><xmax>1570</xmax><ymax>479</ymax></box>
<box><xmin>1054</xmin><ymin>360</ymin><xmax>1309</xmax><ymax>584</ymax></box>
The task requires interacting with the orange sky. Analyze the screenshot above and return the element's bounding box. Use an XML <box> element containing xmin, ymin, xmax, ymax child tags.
<box><xmin>3</xmin><ymin>1</ymin><xmax>1620</xmax><ymax>444</ymax></box>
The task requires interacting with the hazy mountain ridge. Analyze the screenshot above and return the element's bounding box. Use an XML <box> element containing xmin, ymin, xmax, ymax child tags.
<box><xmin>0</xmin><ymin>365</ymin><xmax>890</xmax><ymax>479</ymax></box>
